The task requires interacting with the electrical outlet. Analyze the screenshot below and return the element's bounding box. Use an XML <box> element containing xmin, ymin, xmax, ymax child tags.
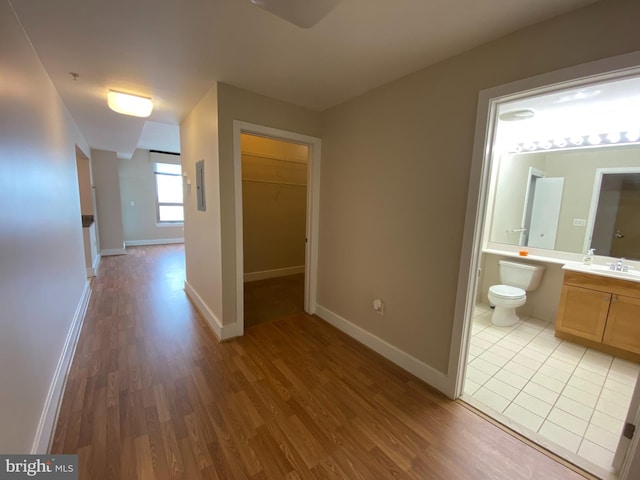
<box><xmin>373</xmin><ymin>299</ymin><xmax>384</xmax><ymax>315</ymax></box>
<box><xmin>573</xmin><ymin>218</ymin><xmax>586</xmax><ymax>227</ymax></box>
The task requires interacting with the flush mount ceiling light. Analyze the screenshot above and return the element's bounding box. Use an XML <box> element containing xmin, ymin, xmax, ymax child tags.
<box><xmin>498</xmin><ymin>109</ymin><xmax>536</xmax><ymax>122</ymax></box>
<box><xmin>107</xmin><ymin>90</ymin><xmax>153</xmax><ymax>118</ymax></box>
<box><xmin>250</xmin><ymin>0</ymin><xmax>343</xmax><ymax>28</ymax></box>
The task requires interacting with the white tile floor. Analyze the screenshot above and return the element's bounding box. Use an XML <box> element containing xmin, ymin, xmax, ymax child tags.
<box><xmin>464</xmin><ymin>304</ymin><xmax>640</xmax><ymax>477</ymax></box>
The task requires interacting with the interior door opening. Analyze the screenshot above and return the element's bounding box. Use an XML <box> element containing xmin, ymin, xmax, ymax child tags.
<box><xmin>240</xmin><ymin>133</ymin><xmax>309</xmax><ymax>328</ymax></box>
<box><xmin>232</xmin><ymin>121</ymin><xmax>322</xmax><ymax>337</ymax></box>
<box><xmin>455</xmin><ymin>60</ymin><xmax>640</xmax><ymax>480</ymax></box>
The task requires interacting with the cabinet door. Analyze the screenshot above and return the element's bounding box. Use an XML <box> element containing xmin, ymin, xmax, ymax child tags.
<box><xmin>603</xmin><ymin>295</ymin><xmax>640</xmax><ymax>354</ymax></box>
<box><xmin>555</xmin><ymin>285</ymin><xmax>611</xmax><ymax>342</ymax></box>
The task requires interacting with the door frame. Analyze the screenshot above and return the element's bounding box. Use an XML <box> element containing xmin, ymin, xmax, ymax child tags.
<box><xmin>233</xmin><ymin>121</ymin><xmax>321</xmax><ymax>334</ymax></box>
<box><xmin>519</xmin><ymin>167</ymin><xmax>545</xmax><ymax>246</ymax></box>
<box><xmin>447</xmin><ymin>51</ymin><xmax>640</xmax><ymax>479</ymax></box>
<box><xmin>584</xmin><ymin>166</ymin><xmax>640</xmax><ymax>255</ymax></box>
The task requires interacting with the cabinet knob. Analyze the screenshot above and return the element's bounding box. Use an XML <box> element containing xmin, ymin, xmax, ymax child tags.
<box><xmin>611</xmin><ymin>295</ymin><xmax>618</xmax><ymax>303</ymax></box>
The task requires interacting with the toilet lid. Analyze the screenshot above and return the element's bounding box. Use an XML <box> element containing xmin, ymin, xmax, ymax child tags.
<box><xmin>489</xmin><ymin>284</ymin><xmax>526</xmax><ymax>299</ymax></box>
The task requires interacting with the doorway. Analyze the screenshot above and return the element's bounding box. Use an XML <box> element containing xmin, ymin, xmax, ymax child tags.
<box><xmin>240</xmin><ymin>133</ymin><xmax>309</xmax><ymax>327</ymax></box>
<box><xmin>75</xmin><ymin>145</ymin><xmax>99</xmax><ymax>277</ymax></box>
<box><xmin>450</xmin><ymin>54</ymin><xmax>640</xmax><ymax>480</ymax></box>
<box><xmin>233</xmin><ymin>121</ymin><xmax>321</xmax><ymax>335</ymax></box>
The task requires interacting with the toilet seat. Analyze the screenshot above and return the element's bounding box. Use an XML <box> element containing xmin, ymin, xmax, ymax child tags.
<box><xmin>489</xmin><ymin>284</ymin><xmax>525</xmax><ymax>300</ymax></box>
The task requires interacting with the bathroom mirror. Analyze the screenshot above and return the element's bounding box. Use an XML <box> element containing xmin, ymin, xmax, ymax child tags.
<box><xmin>489</xmin><ymin>144</ymin><xmax>640</xmax><ymax>260</ymax></box>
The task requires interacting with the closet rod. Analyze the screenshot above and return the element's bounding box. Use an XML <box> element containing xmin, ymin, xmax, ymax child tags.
<box><xmin>242</xmin><ymin>153</ymin><xmax>307</xmax><ymax>165</ymax></box>
<box><xmin>242</xmin><ymin>178</ymin><xmax>307</xmax><ymax>187</ymax></box>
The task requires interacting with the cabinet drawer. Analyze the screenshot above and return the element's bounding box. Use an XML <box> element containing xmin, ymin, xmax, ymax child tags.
<box><xmin>563</xmin><ymin>271</ymin><xmax>640</xmax><ymax>299</ymax></box>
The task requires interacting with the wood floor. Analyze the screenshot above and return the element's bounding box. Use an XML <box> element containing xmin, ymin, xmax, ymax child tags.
<box><xmin>244</xmin><ymin>273</ymin><xmax>305</xmax><ymax>328</ymax></box>
<box><xmin>51</xmin><ymin>245</ymin><xmax>588</xmax><ymax>479</ymax></box>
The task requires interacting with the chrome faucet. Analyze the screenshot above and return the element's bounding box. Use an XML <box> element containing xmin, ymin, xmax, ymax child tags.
<box><xmin>609</xmin><ymin>259</ymin><xmax>631</xmax><ymax>272</ymax></box>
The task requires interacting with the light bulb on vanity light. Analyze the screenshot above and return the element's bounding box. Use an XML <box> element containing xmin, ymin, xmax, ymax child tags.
<box><xmin>587</xmin><ymin>133</ymin><xmax>602</xmax><ymax>145</ymax></box>
<box><xmin>626</xmin><ymin>130</ymin><xmax>640</xmax><ymax>142</ymax></box>
<box><xmin>606</xmin><ymin>132</ymin><xmax>621</xmax><ymax>143</ymax></box>
<box><xmin>107</xmin><ymin>90</ymin><xmax>153</xmax><ymax>118</ymax></box>
<box><xmin>570</xmin><ymin>135</ymin><xmax>584</xmax><ymax>146</ymax></box>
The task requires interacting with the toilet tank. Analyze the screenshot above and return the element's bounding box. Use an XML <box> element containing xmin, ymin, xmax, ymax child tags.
<box><xmin>498</xmin><ymin>260</ymin><xmax>545</xmax><ymax>291</ymax></box>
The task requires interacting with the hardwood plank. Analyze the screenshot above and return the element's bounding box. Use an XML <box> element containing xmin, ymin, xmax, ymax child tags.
<box><xmin>51</xmin><ymin>245</ymin><xmax>589</xmax><ymax>480</ymax></box>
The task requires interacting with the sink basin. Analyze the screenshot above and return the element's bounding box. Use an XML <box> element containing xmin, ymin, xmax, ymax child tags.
<box><xmin>563</xmin><ymin>262</ymin><xmax>640</xmax><ymax>283</ymax></box>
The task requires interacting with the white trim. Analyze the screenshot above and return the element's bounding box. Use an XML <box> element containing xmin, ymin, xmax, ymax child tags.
<box><xmin>315</xmin><ymin>305</ymin><xmax>449</xmax><ymax>395</ymax></box>
<box><xmin>124</xmin><ymin>238</ymin><xmax>185</xmax><ymax>247</ymax></box>
<box><xmin>100</xmin><ymin>248</ymin><xmax>126</xmax><ymax>256</ymax></box>
<box><xmin>232</xmin><ymin>121</ymin><xmax>321</xmax><ymax>334</ymax></box>
<box><xmin>32</xmin><ymin>280</ymin><xmax>91</xmax><ymax>454</ymax></box>
<box><xmin>450</xmin><ymin>51</ymin><xmax>640</xmax><ymax>479</ymax></box>
<box><xmin>184</xmin><ymin>281</ymin><xmax>242</xmax><ymax>341</ymax></box>
<box><xmin>92</xmin><ymin>253</ymin><xmax>100</xmax><ymax>275</ymax></box>
<box><xmin>244</xmin><ymin>265</ymin><xmax>305</xmax><ymax>283</ymax></box>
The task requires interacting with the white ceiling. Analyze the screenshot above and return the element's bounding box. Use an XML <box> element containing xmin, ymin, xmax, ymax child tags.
<box><xmin>10</xmin><ymin>0</ymin><xmax>599</xmax><ymax>157</ymax></box>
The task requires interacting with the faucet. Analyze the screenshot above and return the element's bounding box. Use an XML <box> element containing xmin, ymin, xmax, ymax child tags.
<box><xmin>609</xmin><ymin>259</ymin><xmax>631</xmax><ymax>272</ymax></box>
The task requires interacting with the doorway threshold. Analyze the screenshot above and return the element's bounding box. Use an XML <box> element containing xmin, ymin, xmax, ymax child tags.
<box><xmin>459</xmin><ymin>395</ymin><xmax>610</xmax><ymax>480</ymax></box>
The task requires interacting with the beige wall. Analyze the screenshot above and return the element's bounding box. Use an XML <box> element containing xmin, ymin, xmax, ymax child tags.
<box><xmin>119</xmin><ymin>149</ymin><xmax>184</xmax><ymax>245</ymax></box>
<box><xmin>216</xmin><ymin>83</ymin><xmax>321</xmax><ymax>324</ymax></box>
<box><xmin>92</xmin><ymin>149</ymin><xmax>125</xmax><ymax>253</ymax></box>
<box><xmin>490</xmin><ymin>153</ymin><xmax>546</xmax><ymax>244</ymax></box>
<box><xmin>0</xmin><ymin>0</ymin><xmax>90</xmax><ymax>452</ymax></box>
<box><xmin>241</xmin><ymin>135</ymin><xmax>308</xmax><ymax>275</ymax></box>
<box><xmin>317</xmin><ymin>0</ymin><xmax>640</xmax><ymax>374</ymax></box>
<box><xmin>180</xmin><ymin>84</ymin><xmax>224</xmax><ymax>325</ymax></box>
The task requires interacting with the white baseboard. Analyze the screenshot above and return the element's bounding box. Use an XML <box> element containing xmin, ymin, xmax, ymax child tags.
<box><xmin>32</xmin><ymin>280</ymin><xmax>92</xmax><ymax>454</ymax></box>
<box><xmin>244</xmin><ymin>265</ymin><xmax>304</xmax><ymax>283</ymax></box>
<box><xmin>87</xmin><ymin>254</ymin><xmax>101</xmax><ymax>278</ymax></box>
<box><xmin>124</xmin><ymin>238</ymin><xmax>184</xmax><ymax>247</ymax></box>
<box><xmin>100</xmin><ymin>248</ymin><xmax>126</xmax><ymax>256</ymax></box>
<box><xmin>184</xmin><ymin>281</ymin><xmax>242</xmax><ymax>341</ymax></box>
<box><xmin>315</xmin><ymin>305</ymin><xmax>449</xmax><ymax>395</ymax></box>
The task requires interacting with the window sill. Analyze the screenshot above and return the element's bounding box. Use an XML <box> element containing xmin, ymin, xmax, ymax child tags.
<box><xmin>155</xmin><ymin>222</ymin><xmax>184</xmax><ymax>228</ymax></box>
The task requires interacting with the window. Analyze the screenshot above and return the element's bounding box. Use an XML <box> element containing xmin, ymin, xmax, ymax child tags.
<box><xmin>154</xmin><ymin>162</ymin><xmax>184</xmax><ymax>223</ymax></box>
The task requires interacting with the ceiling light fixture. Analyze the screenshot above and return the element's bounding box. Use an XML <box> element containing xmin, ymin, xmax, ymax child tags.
<box><xmin>107</xmin><ymin>90</ymin><xmax>153</xmax><ymax>118</ymax></box>
<box><xmin>249</xmin><ymin>0</ymin><xmax>343</xmax><ymax>28</ymax></box>
<box><xmin>498</xmin><ymin>109</ymin><xmax>535</xmax><ymax>122</ymax></box>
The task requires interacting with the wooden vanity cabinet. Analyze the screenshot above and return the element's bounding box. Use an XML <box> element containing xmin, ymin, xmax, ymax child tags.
<box><xmin>555</xmin><ymin>270</ymin><xmax>640</xmax><ymax>361</ymax></box>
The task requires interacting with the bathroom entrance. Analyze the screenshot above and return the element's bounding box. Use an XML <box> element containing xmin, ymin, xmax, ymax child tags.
<box><xmin>454</xmin><ymin>56</ymin><xmax>640</xmax><ymax>480</ymax></box>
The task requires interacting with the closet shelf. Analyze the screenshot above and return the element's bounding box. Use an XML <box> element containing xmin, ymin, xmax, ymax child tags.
<box><xmin>242</xmin><ymin>178</ymin><xmax>306</xmax><ymax>187</ymax></box>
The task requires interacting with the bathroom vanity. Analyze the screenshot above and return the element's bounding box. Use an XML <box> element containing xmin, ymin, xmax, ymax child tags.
<box><xmin>555</xmin><ymin>264</ymin><xmax>640</xmax><ymax>363</ymax></box>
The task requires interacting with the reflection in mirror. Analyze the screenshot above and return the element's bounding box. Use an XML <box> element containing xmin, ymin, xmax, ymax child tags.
<box><xmin>489</xmin><ymin>145</ymin><xmax>640</xmax><ymax>260</ymax></box>
<box><xmin>591</xmin><ymin>172</ymin><xmax>640</xmax><ymax>259</ymax></box>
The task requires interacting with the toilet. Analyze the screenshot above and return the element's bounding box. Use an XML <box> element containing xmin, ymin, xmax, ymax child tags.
<box><xmin>488</xmin><ymin>260</ymin><xmax>545</xmax><ymax>327</ymax></box>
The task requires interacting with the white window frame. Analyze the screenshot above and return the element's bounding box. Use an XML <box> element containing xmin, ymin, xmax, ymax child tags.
<box><xmin>154</xmin><ymin>162</ymin><xmax>184</xmax><ymax>224</ymax></box>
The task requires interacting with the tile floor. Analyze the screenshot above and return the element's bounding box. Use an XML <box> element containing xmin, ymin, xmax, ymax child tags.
<box><xmin>463</xmin><ymin>304</ymin><xmax>640</xmax><ymax>477</ymax></box>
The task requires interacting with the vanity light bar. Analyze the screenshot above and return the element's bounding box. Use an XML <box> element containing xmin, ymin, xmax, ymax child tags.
<box><xmin>508</xmin><ymin>130</ymin><xmax>640</xmax><ymax>154</ymax></box>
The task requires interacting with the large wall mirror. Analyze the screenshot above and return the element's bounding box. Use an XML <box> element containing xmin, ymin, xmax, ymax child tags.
<box><xmin>489</xmin><ymin>146</ymin><xmax>640</xmax><ymax>259</ymax></box>
<box><xmin>486</xmin><ymin>74</ymin><xmax>640</xmax><ymax>260</ymax></box>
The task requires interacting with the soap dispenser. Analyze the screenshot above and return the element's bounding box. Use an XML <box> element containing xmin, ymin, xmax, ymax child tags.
<box><xmin>584</xmin><ymin>248</ymin><xmax>595</xmax><ymax>265</ymax></box>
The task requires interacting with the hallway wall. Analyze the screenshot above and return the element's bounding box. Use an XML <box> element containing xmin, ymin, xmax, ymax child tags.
<box><xmin>317</xmin><ymin>0</ymin><xmax>640</xmax><ymax>384</ymax></box>
<box><xmin>0</xmin><ymin>0</ymin><xmax>90</xmax><ymax>452</ymax></box>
